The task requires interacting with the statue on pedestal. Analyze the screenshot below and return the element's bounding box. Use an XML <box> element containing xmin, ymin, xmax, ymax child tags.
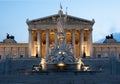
<box><xmin>6</xmin><ymin>33</ymin><xmax>14</xmax><ymax>39</ymax></box>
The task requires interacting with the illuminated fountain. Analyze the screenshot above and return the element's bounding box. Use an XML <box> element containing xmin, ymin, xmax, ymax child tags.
<box><xmin>44</xmin><ymin>10</ymin><xmax>84</xmax><ymax>71</ymax></box>
<box><xmin>33</xmin><ymin>10</ymin><xmax>88</xmax><ymax>72</ymax></box>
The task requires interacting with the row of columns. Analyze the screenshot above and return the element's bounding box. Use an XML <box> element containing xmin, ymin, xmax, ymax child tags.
<box><xmin>0</xmin><ymin>47</ymin><xmax>28</xmax><ymax>59</ymax></box>
<box><xmin>93</xmin><ymin>46</ymin><xmax>118</xmax><ymax>58</ymax></box>
<box><xmin>28</xmin><ymin>28</ymin><xmax>93</xmax><ymax>58</ymax></box>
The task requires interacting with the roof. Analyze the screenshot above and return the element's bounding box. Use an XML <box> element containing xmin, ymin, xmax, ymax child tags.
<box><xmin>26</xmin><ymin>13</ymin><xmax>95</xmax><ymax>25</ymax></box>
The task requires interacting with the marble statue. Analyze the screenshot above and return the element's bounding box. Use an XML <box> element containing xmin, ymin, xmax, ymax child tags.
<box><xmin>46</xmin><ymin>10</ymin><xmax>77</xmax><ymax>64</ymax></box>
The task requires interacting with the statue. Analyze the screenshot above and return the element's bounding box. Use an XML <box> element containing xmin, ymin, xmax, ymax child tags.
<box><xmin>6</xmin><ymin>33</ymin><xmax>14</xmax><ymax>39</ymax></box>
<box><xmin>7</xmin><ymin>33</ymin><xmax>9</xmax><ymax>39</ymax></box>
<box><xmin>110</xmin><ymin>34</ymin><xmax>113</xmax><ymax>39</ymax></box>
<box><xmin>106</xmin><ymin>33</ymin><xmax>113</xmax><ymax>39</ymax></box>
<box><xmin>46</xmin><ymin>10</ymin><xmax>77</xmax><ymax>64</ymax></box>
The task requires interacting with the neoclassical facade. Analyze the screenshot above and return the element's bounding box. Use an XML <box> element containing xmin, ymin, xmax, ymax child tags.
<box><xmin>0</xmin><ymin>39</ymin><xmax>28</xmax><ymax>59</ymax></box>
<box><xmin>93</xmin><ymin>37</ymin><xmax>120</xmax><ymax>59</ymax></box>
<box><xmin>26</xmin><ymin>10</ymin><xmax>94</xmax><ymax>58</ymax></box>
<box><xmin>0</xmin><ymin>10</ymin><xmax>120</xmax><ymax>60</ymax></box>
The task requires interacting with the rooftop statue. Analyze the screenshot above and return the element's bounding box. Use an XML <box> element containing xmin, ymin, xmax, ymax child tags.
<box><xmin>3</xmin><ymin>33</ymin><xmax>17</xmax><ymax>43</ymax></box>
<box><xmin>106</xmin><ymin>34</ymin><xmax>113</xmax><ymax>39</ymax></box>
<box><xmin>6</xmin><ymin>33</ymin><xmax>14</xmax><ymax>39</ymax></box>
<box><xmin>104</xmin><ymin>33</ymin><xmax>117</xmax><ymax>43</ymax></box>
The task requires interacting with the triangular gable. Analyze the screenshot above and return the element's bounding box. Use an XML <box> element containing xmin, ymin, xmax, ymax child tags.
<box><xmin>27</xmin><ymin>14</ymin><xmax>94</xmax><ymax>25</ymax></box>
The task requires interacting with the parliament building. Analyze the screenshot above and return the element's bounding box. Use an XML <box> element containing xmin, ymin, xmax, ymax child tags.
<box><xmin>0</xmin><ymin>10</ymin><xmax>120</xmax><ymax>60</ymax></box>
<box><xmin>0</xmin><ymin>8</ymin><xmax>120</xmax><ymax>84</ymax></box>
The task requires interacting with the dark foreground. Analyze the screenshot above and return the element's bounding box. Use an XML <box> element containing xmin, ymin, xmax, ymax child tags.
<box><xmin>0</xmin><ymin>71</ymin><xmax>120</xmax><ymax>84</ymax></box>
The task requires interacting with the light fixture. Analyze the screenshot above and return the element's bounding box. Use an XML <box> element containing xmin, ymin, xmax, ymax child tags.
<box><xmin>58</xmin><ymin>51</ymin><xmax>62</xmax><ymax>54</ymax></box>
<box><xmin>57</xmin><ymin>63</ymin><xmax>65</xmax><ymax>67</ymax></box>
<box><xmin>62</xmin><ymin>52</ymin><xmax>66</xmax><ymax>55</ymax></box>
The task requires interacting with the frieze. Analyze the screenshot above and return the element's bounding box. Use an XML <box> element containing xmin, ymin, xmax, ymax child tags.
<box><xmin>28</xmin><ymin>19</ymin><xmax>93</xmax><ymax>25</ymax></box>
<box><xmin>28</xmin><ymin>24</ymin><xmax>93</xmax><ymax>29</ymax></box>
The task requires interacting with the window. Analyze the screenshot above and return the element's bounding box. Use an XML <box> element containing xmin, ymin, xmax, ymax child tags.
<box><xmin>98</xmin><ymin>54</ymin><xmax>101</xmax><ymax>58</ymax></box>
<box><xmin>119</xmin><ymin>54</ymin><xmax>120</xmax><ymax>59</ymax></box>
<box><xmin>0</xmin><ymin>55</ymin><xmax>1</xmax><ymax>59</ymax></box>
<box><xmin>20</xmin><ymin>55</ymin><xmax>23</xmax><ymax>58</ymax></box>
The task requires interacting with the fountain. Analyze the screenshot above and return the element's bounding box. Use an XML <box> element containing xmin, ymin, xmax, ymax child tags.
<box><xmin>44</xmin><ymin>10</ymin><xmax>82</xmax><ymax>71</ymax></box>
<box><xmin>32</xmin><ymin>10</ymin><xmax>87</xmax><ymax>72</ymax></box>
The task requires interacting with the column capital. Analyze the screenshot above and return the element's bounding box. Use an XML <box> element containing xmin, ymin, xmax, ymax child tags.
<box><xmin>37</xmin><ymin>29</ymin><xmax>42</xmax><ymax>31</ymax></box>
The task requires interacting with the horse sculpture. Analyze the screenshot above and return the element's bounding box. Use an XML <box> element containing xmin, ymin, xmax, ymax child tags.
<box><xmin>6</xmin><ymin>33</ymin><xmax>14</xmax><ymax>39</ymax></box>
<box><xmin>106</xmin><ymin>34</ymin><xmax>113</xmax><ymax>39</ymax></box>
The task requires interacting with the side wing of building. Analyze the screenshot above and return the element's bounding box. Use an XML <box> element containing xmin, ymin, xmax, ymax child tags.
<box><xmin>0</xmin><ymin>43</ymin><xmax>28</xmax><ymax>60</ymax></box>
<box><xmin>93</xmin><ymin>42</ymin><xmax>120</xmax><ymax>59</ymax></box>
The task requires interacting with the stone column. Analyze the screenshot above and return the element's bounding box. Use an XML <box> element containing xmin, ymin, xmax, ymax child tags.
<box><xmin>55</xmin><ymin>29</ymin><xmax>58</xmax><ymax>45</ymax></box>
<box><xmin>72</xmin><ymin>29</ymin><xmax>76</xmax><ymax>57</ymax></box>
<box><xmin>79</xmin><ymin>30</ymin><xmax>81</xmax><ymax>57</ymax></box>
<box><xmin>3</xmin><ymin>47</ymin><xmax>5</xmax><ymax>59</ymax></box>
<box><xmin>28</xmin><ymin>29</ymin><xmax>32</xmax><ymax>57</ymax></box>
<box><xmin>11</xmin><ymin>47</ymin><xmax>12</xmax><ymax>58</ymax></box>
<box><xmin>101</xmin><ymin>47</ymin><xmax>103</xmax><ymax>58</ymax></box>
<box><xmin>89</xmin><ymin>28</ymin><xmax>93</xmax><ymax>57</ymax></box>
<box><xmin>64</xmin><ymin>29</ymin><xmax>66</xmax><ymax>44</ymax></box>
<box><xmin>46</xmin><ymin>29</ymin><xmax>49</xmax><ymax>58</ymax></box>
<box><xmin>80</xmin><ymin>29</ymin><xmax>84</xmax><ymax>57</ymax></box>
<box><xmin>24</xmin><ymin>47</ymin><xmax>27</xmax><ymax>58</ymax></box>
<box><xmin>26</xmin><ymin>47</ymin><xmax>28</xmax><ymax>58</ymax></box>
<box><xmin>115</xmin><ymin>47</ymin><xmax>117</xmax><ymax>58</ymax></box>
<box><xmin>17</xmin><ymin>47</ymin><xmax>19</xmax><ymax>58</ymax></box>
<box><xmin>37</xmin><ymin>29</ymin><xmax>41</xmax><ymax>58</ymax></box>
<box><xmin>92</xmin><ymin>47</ymin><xmax>95</xmax><ymax>58</ymax></box>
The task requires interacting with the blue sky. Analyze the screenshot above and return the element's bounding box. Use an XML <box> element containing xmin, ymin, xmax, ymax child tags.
<box><xmin>0</xmin><ymin>0</ymin><xmax>120</xmax><ymax>43</ymax></box>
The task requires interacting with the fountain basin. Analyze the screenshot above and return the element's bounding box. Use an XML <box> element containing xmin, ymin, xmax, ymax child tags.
<box><xmin>46</xmin><ymin>63</ymin><xmax>78</xmax><ymax>71</ymax></box>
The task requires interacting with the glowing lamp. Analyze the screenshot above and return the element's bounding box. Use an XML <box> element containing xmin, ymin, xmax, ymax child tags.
<box><xmin>62</xmin><ymin>52</ymin><xmax>66</xmax><ymax>55</ymax></box>
<box><xmin>58</xmin><ymin>51</ymin><xmax>62</xmax><ymax>54</ymax></box>
<box><xmin>57</xmin><ymin>63</ymin><xmax>65</xmax><ymax>67</ymax></box>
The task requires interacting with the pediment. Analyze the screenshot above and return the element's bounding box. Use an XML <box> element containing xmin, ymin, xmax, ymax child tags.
<box><xmin>27</xmin><ymin>14</ymin><xmax>94</xmax><ymax>25</ymax></box>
